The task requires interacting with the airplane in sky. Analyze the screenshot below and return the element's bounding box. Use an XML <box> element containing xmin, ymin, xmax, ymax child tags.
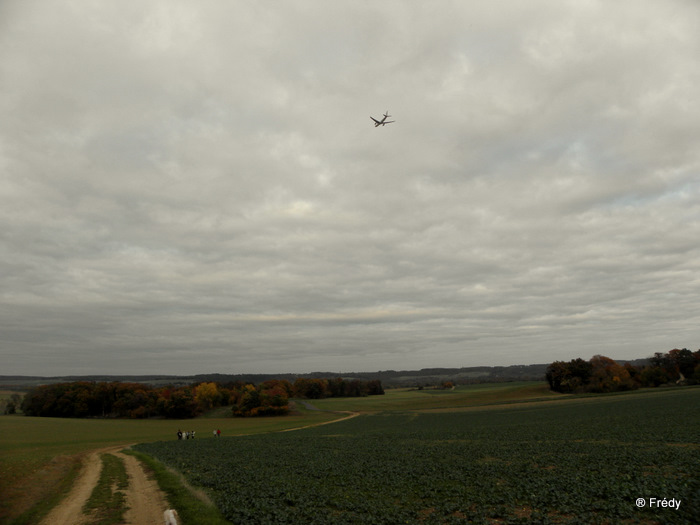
<box><xmin>371</xmin><ymin>111</ymin><xmax>395</xmax><ymax>127</ymax></box>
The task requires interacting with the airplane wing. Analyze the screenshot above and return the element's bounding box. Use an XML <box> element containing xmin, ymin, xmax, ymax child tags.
<box><xmin>370</xmin><ymin>117</ymin><xmax>381</xmax><ymax>124</ymax></box>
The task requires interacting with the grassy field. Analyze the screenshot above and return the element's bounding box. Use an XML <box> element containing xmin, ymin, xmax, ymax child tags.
<box><xmin>311</xmin><ymin>382</ymin><xmax>562</xmax><ymax>412</ymax></box>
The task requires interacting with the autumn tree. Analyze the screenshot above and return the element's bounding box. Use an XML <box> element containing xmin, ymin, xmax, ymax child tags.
<box><xmin>195</xmin><ymin>382</ymin><xmax>221</xmax><ymax>411</ymax></box>
<box><xmin>293</xmin><ymin>378</ymin><xmax>328</xmax><ymax>399</ymax></box>
<box><xmin>667</xmin><ymin>348</ymin><xmax>697</xmax><ymax>379</ymax></box>
<box><xmin>545</xmin><ymin>361</ymin><xmax>569</xmax><ymax>392</ymax></box>
<box><xmin>588</xmin><ymin>355</ymin><xmax>635</xmax><ymax>393</ymax></box>
<box><xmin>164</xmin><ymin>387</ymin><xmax>198</xmax><ymax>418</ymax></box>
<box><xmin>366</xmin><ymin>379</ymin><xmax>385</xmax><ymax>395</ymax></box>
<box><xmin>640</xmin><ymin>365</ymin><xmax>670</xmax><ymax>387</ymax></box>
<box><xmin>547</xmin><ymin>348</ymin><xmax>700</xmax><ymax>393</ymax></box>
<box><xmin>19</xmin><ymin>376</ymin><xmax>384</xmax><ymax>419</ymax></box>
<box><xmin>327</xmin><ymin>377</ymin><xmax>347</xmax><ymax>397</ymax></box>
<box><xmin>232</xmin><ymin>383</ymin><xmax>290</xmax><ymax>417</ymax></box>
<box><xmin>547</xmin><ymin>356</ymin><xmax>634</xmax><ymax>393</ymax></box>
<box><xmin>546</xmin><ymin>358</ymin><xmax>593</xmax><ymax>393</ymax></box>
<box><xmin>641</xmin><ymin>348</ymin><xmax>700</xmax><ymax>386</ymax></box>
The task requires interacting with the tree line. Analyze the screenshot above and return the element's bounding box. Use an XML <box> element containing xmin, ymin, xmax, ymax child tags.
<box><xmin>546</xmin><ymin>349</ymin><xmax>700</xmax><ymax>394</ymax></box>
<box><xmin>19</xmin><ymin>377</ymin><xmax>384</xmax><ymax>419</ymax></box>
<box><xmin>291</xmin><ymin>377</ymin><xmax>384</xmax><ymax>399</ymax></box>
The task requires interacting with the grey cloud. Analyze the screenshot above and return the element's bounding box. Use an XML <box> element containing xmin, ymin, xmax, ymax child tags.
<box><xmin>1</xmin><ymin>1</ymin><xmax>699</xmax><ymax>375</ymax></box>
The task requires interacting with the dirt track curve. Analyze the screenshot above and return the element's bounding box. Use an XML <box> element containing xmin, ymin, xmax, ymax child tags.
<box><xmin>39</xmin><ymin>446</ymin><xmax>169</xmax><ymax>525</ymax></box>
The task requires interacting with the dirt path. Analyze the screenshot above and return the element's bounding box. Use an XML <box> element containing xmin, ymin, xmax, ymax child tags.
<box><xmin>280</xmin><ymin>410</ymin><xmax>360</xmax><ymax>432</ymax></box>
<box><xmin>39</xmin><ymin>446</ymin><xmax>170</xmax><ymax>525</ymax></box>
<box><xmin>114</xmin><ymin>450</ymin><xmax>170</xmax><ymax>525</ymax></box>
<box><xmin>39</xmin><ymin>448</ymin><xmax>109</xmax><ymax>525</ymax></box>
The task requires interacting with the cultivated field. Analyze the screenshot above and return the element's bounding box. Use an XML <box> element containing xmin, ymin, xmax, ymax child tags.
<box><xmin>2</xmin><ymin>383</ymin><xmax>698</xmax><ymax>524</ymax></box>
<box><xmin>136</xmin><ymin>386</ymin><xmax>699</xmax><ymax>524</ymax></box>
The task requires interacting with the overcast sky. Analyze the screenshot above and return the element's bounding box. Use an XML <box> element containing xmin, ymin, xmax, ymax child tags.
<box><xmin>1</xmin><ymin>1</ymin><xmax>699</xmax><ymax>376</ymax></box>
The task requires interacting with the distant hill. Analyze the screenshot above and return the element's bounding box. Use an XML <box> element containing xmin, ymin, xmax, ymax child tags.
<box><xmin>0</xmin><ymin>359</ymin><xmax>651</xmax><ymax>391</ymax></box>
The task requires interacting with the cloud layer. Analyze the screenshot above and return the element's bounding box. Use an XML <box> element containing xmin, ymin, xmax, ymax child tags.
<box><xmin>2</xmin><ymin>1</ymin><xmax>699</xmax><ymax>375</ymax></box>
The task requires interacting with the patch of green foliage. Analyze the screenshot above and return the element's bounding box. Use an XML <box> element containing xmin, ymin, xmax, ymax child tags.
<box><xmin>83</xmin><ymin>453</ymin><xmax>129</xmax><ymax>525</ymax></box>
<box><xmin>134</xmin><ymin>387</ymin><xmax>699</xmax><ymax>524</ymax></box>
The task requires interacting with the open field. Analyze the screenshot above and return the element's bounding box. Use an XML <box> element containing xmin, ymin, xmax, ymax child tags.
<box><xmin>135</xmin><ymin>386</ymin><xmax>700</xmax><ymax>524</ymax></box>
<box><xmin>2</xmin><ymin>383</ymin><xmax>698</xmax><ymax>523</ymax></box>
<box><xmin>0</xmin><ymin>390</ymin><xmax>21</xmax><ymax>399</ymax></box>
<box><xmin>311</xmin><ymin>381</ymin><xmax>562</xmax><ymax>412</ymax></box>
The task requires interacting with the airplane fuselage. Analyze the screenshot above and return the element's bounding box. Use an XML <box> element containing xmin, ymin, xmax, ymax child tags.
<box><xmin>371</xmin><ymin>111</ymin><xmax>394</xmax><ymax>127</ymax></box>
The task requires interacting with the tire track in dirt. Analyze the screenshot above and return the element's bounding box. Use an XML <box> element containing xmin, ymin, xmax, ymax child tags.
<box><xmin>113</xmin><ymin>449</ymin><xmax>169</xmax><ymax>525</ymax></box>
<box><xmin>39</xmin><ymin>446</ymin><xmax>118</xmax><ymax>525</ymax></box>
<box><xmin>39</xmin><ymin>445</ymin><xmax>170</xmax><ymax>525</ymax></box>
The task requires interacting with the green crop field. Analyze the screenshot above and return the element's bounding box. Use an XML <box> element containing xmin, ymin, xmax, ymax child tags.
<box><xmin>135</xmin><ymin>387</ymin><xmax>700</xmax><ymax>524</ymax></box>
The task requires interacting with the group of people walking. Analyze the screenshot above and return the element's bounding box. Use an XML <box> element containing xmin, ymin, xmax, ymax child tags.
<box><xmin>176</xmin><ymin>429</ymin><xmax>222</xmax><ymax>439</ymax></box>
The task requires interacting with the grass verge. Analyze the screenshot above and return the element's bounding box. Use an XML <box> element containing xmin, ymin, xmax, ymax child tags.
<box><xmin>125</xmin><ymin>450</ymin><xmax>230</xmax><ymax>525</ymax></box>
<box><xmin>6</xmin><ymin>456</ymin><xmax>82</xmax><ymax>525</ymax></box>
<box><xmin>82</xmin><ymin>453</ymin><xmax>129</xmax><ymax>525</ymax></box>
